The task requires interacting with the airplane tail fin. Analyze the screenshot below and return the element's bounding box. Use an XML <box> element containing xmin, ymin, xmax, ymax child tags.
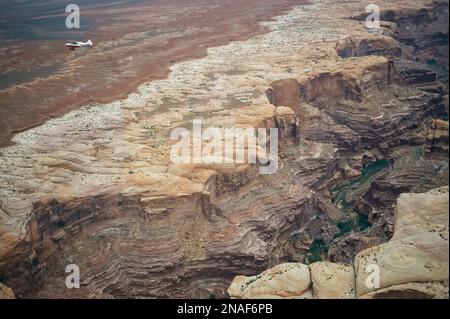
<box><xmin>87</xmin><ymin>40</ymin><xmax>93</xmax><ymax>46</ymax></box>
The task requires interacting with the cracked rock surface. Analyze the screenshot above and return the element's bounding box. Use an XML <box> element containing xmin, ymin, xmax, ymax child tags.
<box><xmin>0</xmin><ymin>0</ymin><xmax>448</xmax><ymax>298</ymax></box>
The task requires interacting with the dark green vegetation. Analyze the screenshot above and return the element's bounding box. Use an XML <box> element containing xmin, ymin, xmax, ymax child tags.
<box><xmin>427</xmin><ymin>58</ymin><xmax>449</xmax><ymax>84</ymax></box>
<box><xmin>331</xmin><ymin>159</ymin><xmax>390</xmax><ymax>238</ymax></box>
<box><xmin>333</xmin><ymin>214</ymin><xmax>370</xmax><ymax>239</ymax></box>
<box><xmin>332</xmin><ymin>159</ymin><xmax>389</xmax><ymax>210</ymax></box>
<box><xmin>306</xmin><ymin>239</ymin><xmax>328</xmax><ymax>264</ymax></box>
<box><xmin>305</xmin><ymin>160</ymin><xmax>390</xmax><ymax>263</ymax></box>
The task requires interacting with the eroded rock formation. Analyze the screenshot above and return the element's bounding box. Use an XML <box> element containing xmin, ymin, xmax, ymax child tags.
<box><xmin>0</xmin><ymin>282</ymin><xmax>15</xmax><ymax>299</ymax></box>
<box><xmin>355</xmin><ymin>186</ymin><xmax>449</xmax><ymax>299</ymax></box>
<box><xmin>0</xmin><ymin>0</ymin><xmax>448</xmax><ymax>298</ymax></box>
<box><xmin>229</xmin><ymin>187</ymin><xmax>449</xmax><ymax>299</ymax></box>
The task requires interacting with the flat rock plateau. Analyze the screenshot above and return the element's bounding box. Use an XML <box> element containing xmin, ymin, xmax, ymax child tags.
<box><xmin>0</xmin><ymin>0</ymin><xmax>448</xmax><ymax>298</ymax></box>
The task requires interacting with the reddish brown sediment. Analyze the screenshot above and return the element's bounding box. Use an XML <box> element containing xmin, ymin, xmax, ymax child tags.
<box><xmin>0</xmin><ymin>0</ymin><xmax>447</xmax><ymax>299</ymax></box>
<box><xmin>0</xmin><ymin>0</ymin><xmax>307</xmax><ymax>147</ymax></box>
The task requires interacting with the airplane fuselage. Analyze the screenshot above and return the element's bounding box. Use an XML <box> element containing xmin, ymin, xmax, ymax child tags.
<box><xmin>65</xmin><ymin>40</ymin><xmax>93</xmax><ymax>50</ymax></box>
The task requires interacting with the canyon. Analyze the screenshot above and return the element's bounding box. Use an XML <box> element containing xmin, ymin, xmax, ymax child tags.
<box><xmin>0</xmin><ymin>0</ymin><xmax>448</xmax><ymax>299</ymax></box>
<box><xmin>229</xmin><ymin>186</ymin><xmax>449</xmax><ymax>299</ymax></box>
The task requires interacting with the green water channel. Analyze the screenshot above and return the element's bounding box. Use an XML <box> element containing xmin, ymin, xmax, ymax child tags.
<box><xmin>331</xmin><ymin>159</ymin><xmax>390</xmax><ymax>235</ymax></box>
<box><xmin>305</xmin><ymin>159</ymin><xmax>391</xmax><ymax>263</ymax></box>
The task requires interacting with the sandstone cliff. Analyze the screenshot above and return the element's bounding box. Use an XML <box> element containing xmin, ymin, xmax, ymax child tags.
<box><xmin>0</xmin><ymin>0</ymin><xmax>448</xmax><ymax>298</ymax></box>
<box><xmin>229</xmin><ymin>187</ymin><xmax>449</xmax><ymax>299</ymax></box>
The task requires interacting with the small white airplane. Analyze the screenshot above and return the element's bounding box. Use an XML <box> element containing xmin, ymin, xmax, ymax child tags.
<box><xmin>65</xmin><ymin>40</ymin><xmax>93</xmax><ymax>51</ymax></box>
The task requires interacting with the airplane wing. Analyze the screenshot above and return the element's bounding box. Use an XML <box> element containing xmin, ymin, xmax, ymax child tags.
<box><xmin>65</xmin><ymin>42</ymin><xmax>81</xmax><ymax>47</ymax></box>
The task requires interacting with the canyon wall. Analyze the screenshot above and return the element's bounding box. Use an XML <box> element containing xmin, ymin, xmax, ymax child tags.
<box><xmin>228</xmin><ymin>187</ymin><xmax>449</xmax><ymax>299</ymax></box>
<box><xmin>0</xmin><ymin>0</ymin><xmax>448</xmax><ymax>298</ymax></box>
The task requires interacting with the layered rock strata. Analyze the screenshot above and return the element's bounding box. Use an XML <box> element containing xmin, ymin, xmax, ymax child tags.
<box><xmin>0</xmin><ymin>0</ymin><xmax>448</xmax><ymax>298</ymax></box>
<box><xmin>229</xmin><ymin>187</ymin><xmax>449</xmax><ymax>299</ymax></box>
<box><xmin>0</xmin><ymin>282</ymin><xmax>15</xmax><ymax>299</ymax></box>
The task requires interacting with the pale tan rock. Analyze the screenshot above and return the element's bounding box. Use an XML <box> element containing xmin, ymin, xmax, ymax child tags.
<box><xmin>0</xmin><ymin>282</ymin><xmax>15</xmax><ymax>299</ymax></box>
<box><xmin>230</xmin><ymin>187</ymin><xmax>449</xmax><ymax>300</ymax></box>
<box><xmin>228</xmin><ymin>263</ymin><xmax>312</xmax><ymax>299</ymax></box>
<box><xmin>355</xmin><ymin>187</ymin><xmax>449</xmax><ymax>297</ymax></box>
<box><xmin>310</xmin><ymin>262</ymin><xmax>355</xmax><ymax>299</ymax></box>
<box><xmin>0</xmin><ymin>0</ymin><xmax>446</xmax><ymax>298</ymax></box>
<box><xmin>359</xmin><ymin>281</ymin><xmax>449</xmax><ymax>299</ymax></box>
